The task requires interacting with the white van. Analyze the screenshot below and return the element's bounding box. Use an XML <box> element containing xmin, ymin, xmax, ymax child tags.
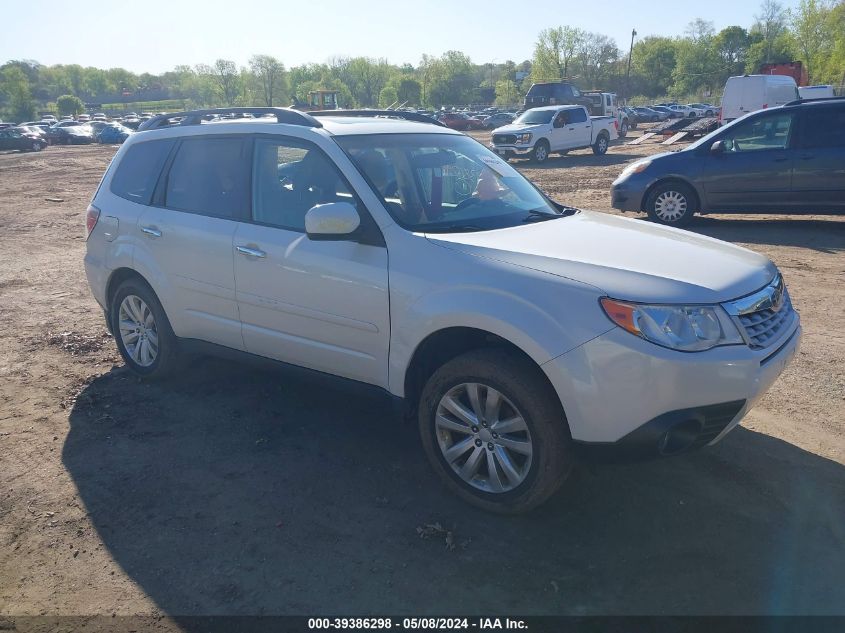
<box><xmin>798</xmin><ymin>85</ymin><xmax>836</xmax><ymax>99</ymax></box>
<box><xmin>720</xmin><ymin>75</ymin><xmax>799</xmax><ymax>124</ymax></box>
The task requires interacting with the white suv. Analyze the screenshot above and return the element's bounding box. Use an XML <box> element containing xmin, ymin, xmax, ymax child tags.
<box><xmin>84</xmin><ymin>107</ymin><xmax>801</xmax><ymax>513</ymax></box>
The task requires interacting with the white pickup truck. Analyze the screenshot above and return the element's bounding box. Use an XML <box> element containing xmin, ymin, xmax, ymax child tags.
<box><xmin>491</xmin><ymin>105</ymin><xmax>618</xmax><ymax>163</ymax></box>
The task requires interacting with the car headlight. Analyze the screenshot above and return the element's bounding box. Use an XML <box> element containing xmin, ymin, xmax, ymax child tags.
<box><xmin>517</xmin><ymin>133</ymin><xmax>532</xmax><ymax>144</ymax></box>
<box><xmin>600</xmin><ymin>298</ymin><xmax>744</xmax><ymax>352</ymax></box>
<box><xmin>619</xmin><ymin>159</ymin><xmax>651</xmax><ymax>178</ymax></box>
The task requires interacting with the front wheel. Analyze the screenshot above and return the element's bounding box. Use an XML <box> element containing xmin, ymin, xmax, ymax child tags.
<box><xmin>110</xmin><ymin>279</ymin><xmax>178</xmax><ymax>378</ymax></box>
<box><xmin>618</xmin><ymin>120</ymin><xmax>628</xmax><ymax>138</ymax></box>
<box><xmin>531</xmin><ymin>140</ymin><xmax>550</xmax><ymax>163</ymax></box>
<box><xmin>592</xmin><ymin>133</ymin><xmax>609</xmax><ymax>155</ymax></box>
<box><xmin>646</xmin><ymin>181</ymin><xmax>697</xmax><ymax>226</ymax></box>
<box><xmin>418</xmin><ymin>349</ymin><xmax>573</xmax><ymax>514</ymax></box>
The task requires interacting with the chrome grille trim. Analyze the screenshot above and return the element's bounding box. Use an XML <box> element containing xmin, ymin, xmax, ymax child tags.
<box><xmin>723</xmin><ymin>275</ymin><xmax>796</xmax><ymax>350</ymax></box>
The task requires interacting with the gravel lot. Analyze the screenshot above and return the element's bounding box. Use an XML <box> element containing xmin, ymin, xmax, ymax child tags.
<box><xmin>0</xmin><ymin>129</ymin><xmax>843</xmax><ymax>623</ymax></box>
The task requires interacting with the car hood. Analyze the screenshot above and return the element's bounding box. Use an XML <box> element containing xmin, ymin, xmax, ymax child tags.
<box><xmin>492</xmin><ymin>123</ymin><xmax>547</xmax><ymax>136</ymax></box>
<box><xmin>425</xmin><ymin>211</ymin><xmax>776</xmax><ymax>304</ymax></box>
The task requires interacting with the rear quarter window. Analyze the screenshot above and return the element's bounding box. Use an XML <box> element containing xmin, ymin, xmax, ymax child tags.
<box><xmin>109</xmin><ymin>139</ymin><xmax>175</xmax><ymax>205</ymax></box>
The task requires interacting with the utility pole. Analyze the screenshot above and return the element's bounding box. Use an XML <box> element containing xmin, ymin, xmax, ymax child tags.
<box><xmin>625</xmin><ymin>28</ymin><xmax>637</xmax><ymax>104</ymax></box>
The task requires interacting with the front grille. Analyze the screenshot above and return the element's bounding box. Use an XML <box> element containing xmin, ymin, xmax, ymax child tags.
<box><xmin>493</xmin><ymin>134</ymin><xmax>516</xmax><ymax>145</ymax></box>
<box><xmin>724</xmin><ymin>276</ymin><xmax>796</xmax><ymax>350</ymax></box>
<box><xmin>738</xmin><ymin>292</ymin><xmax>794</xmax><ymax>349</ymax></box>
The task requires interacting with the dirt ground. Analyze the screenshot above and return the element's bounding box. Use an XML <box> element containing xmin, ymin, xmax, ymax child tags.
<box><xmin>0</xmin><ymin>127</ymin><xmax>843</xmax><ymax>624</ymax></box>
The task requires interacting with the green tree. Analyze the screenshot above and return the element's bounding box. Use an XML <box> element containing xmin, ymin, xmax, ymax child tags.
<box><xmin>56</xmin><ymin>93</ymin><xmax>84</xmax><ymax>116</ymax></box>
<box><xmin>631</xmin><ymin>36</ymin><xmax>679</xmax><ymax>97</ymax></box>
<box><xmin>396</xmin><ymin>77</ymin><xmax>422</xmax><ymax>105</ymax></box>
<box><xmin>531</xmin><ymin>26</ymin><xmax>584</xmax><ymax>82</ymax></box>
<box><xmin>211</xmin><ymin>59</ymin><xmax>241</xmax><ymax>106</ymax></box>
<box><xmin>248</xmin><ymin>54</ymin><xmax>288</xmax><ymax>106</ymax></box>
<box><xmin>0</xmin><ymin>66</ymin><xmax>37</xmax><ymax>121</ymax></box>
<box><xmin>792</xmin><ymin>0</ymin><xmax>835</xmax><ymax>83</ymax></box>
<box><xmin>494</xmin><ymin>79</ymin><xmax>519</xmax><ymax>106</ymax></box>
<box><xmin>752</xmin><ymin>0</ymin><xmax>790</xmax><ymax>64</ymax></box>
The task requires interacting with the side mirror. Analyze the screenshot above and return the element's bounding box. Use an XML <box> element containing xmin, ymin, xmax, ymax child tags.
<box><xmin>304</xmin><ymin>202</ymin><xmax>361</xmax><ymax>240</ymax></box>
<box><xmin>710</xmin><ymin>140</ymin><xmax>725</xmax><ymax>154</ymax></box>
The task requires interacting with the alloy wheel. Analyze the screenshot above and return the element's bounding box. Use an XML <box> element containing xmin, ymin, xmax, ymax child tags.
<box><xmin>118</xmin><ymin>294</ymin><xmax>159</xmax><ymax>367</ymax></box>
<box><xmin>435</xmin><ymin>382</ymin><xmax>533</xmax><ymax>493</ymax></box>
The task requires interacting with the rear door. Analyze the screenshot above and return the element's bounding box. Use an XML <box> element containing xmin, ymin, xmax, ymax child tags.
<box><xmin>135</xmin><ymin>135</ymin><xmax>249</xmax><ymax>350</ymax></box>
<box><xmin>700</xmin><ymin>111</ymin><xmax>796</xmax><ymax>211</ymax></box>
<box><xmin>791</xmin><ymin>106</ymin><xmax>845</xmax><ymax>209</ymax></box>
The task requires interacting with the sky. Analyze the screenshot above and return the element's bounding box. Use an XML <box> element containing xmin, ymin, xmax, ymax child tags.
<box><xmin>2</xmin><ymin>0</ymin><xmax>802</xmax><ymax>74</ymax></box>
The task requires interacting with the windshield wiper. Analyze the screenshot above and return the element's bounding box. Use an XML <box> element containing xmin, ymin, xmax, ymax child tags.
<box><xmin>424</xmin><ymin>224</ymin><xmax>487</xmax><ymax>233</ymax></box>
<box><xmin>522</xmin><ymin>208</ymin><xmax>564</xmax><ymax>223</ymax></box>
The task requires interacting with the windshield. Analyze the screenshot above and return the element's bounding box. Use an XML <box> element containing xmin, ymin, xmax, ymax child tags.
<box><xmin>514</xmin><ymin>110</ymin><xmax>554</xmax><ymax>125</ymax></box>
<box><xmin>335</xmin><ymin>133</ymin><xmax>568</xmax><ymax>233</ymax></box>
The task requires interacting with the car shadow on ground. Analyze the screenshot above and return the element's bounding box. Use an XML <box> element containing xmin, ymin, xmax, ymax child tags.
<box><xmin>64</xmin><ymin>358</ymin><xmax>845</xmax><ymax>618</ymax></box>
<box><xmin>685</xmin><ymin>216</ymin><xmax>845</xmax><ymax>253</ymax></box>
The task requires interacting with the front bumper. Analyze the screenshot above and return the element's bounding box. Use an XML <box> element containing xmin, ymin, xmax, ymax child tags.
<box><xmin>610</xmin><ymin>177</ymin><xmax>649</xmax><ymax>212</ymax></box>
<box><xmin>541</xmin><ymin>319</ymin><xmax>801</xmax><ymax>457</ymax></box>
<box><xmin>491</xmin><ymin>144</ymin><xmax>534</xmax><ymax>156</ymax></box>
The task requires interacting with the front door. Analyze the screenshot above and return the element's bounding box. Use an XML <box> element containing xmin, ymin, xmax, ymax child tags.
<box><xmin>700</xmin><ymin>111</ymin><xmax>796</xmax><ymax>211</ymax></box>
<box><xmin>233</xmin><ymin>137</ymin><xmax>390</xmax><ymax>387</ymax></box>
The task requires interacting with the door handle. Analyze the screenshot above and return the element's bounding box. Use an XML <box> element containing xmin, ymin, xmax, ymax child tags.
<box><xmin>236</xmin><ymin>245</ymin><xmax>266</xmax><ymax>258</ymax></box>
<box><xmin>568</xmin><ymin>127</ymin><xmax>574</xmax><ymax>131</ymax></box>
<box><xmin>141</xmin><ymin>226</ymin><xmax>161</xmax><ymax>238</ymax></box>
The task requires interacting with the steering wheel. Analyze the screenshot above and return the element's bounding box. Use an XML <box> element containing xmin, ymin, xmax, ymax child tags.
<box><xmin>454</xmin><ymin>196</ymin><xmax>482</xmax><ymax>212</ymax></box>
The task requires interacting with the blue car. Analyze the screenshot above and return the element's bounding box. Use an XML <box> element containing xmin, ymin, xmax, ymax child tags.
<box><xmin>98</xmin><ymin>124</ymin><xmax>132</xmax><ymax>144</ymax></box>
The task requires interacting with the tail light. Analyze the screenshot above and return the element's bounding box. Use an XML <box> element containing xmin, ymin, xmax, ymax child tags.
<box><xmin>762</xmin><ymin>103</ymin><xmax>768</xmax><ymax>109</ymax></box>
<box><xmin>614</xmin><ymin>119</ymin><xmax>619</xmax><ymax>130</ymax></box>
<box><xmin>86</xmin><ymin>204</ymin><xmax>101</xmax><ymax>239</ymax></box>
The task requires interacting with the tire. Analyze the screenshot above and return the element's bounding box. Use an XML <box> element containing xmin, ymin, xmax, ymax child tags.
<box><xmin>109</xmin><ymin>278</ymin><xmax>178</xmax><ymax>378</ymax></box>
<box><xmin>618</xmin><ymin>120</ymin><xmax>628</xmax><ymax>138</ymax></box>
<box><xmin>645</xmin><ymin>181</ymin><xmax>697</xmax><ymax>227</ymax></box>
<box><xmin>592</xmin><ymin>132</ymin><xmax>609</xmax><ymax>155</ymax></box>
<box><xmin>418</xmin><ymin>349</ymin><xmax>573</xmax><ymax>514</ymax></box>
<box><xmin>31</xmin><ymin>142</ymin><xmax>41</xmax><ymax>152</ymax></box>
<box><xmin>531</xmin><ymin>139</ymin><xmax>550</xmax><ymax>163</ymax></box>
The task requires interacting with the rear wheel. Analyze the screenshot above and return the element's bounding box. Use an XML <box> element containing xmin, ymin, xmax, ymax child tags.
<box><xmin>110</xmin><ymin>279</ymin><xmax>178</xmax><ymax>378</ymax></box>
<box><xmin>592</xmin><ymin>132</ymin><xmax>609</xmax><ymax>155</ymax></box>
<box><xmin>531</xmin><ymin>139</ymin><xmax>550</xmax><ymax>163</ymax></box>
<box><xmin>646</xmin><ymin>181</ymin><xmax>697</xmax><ymax>227</ymax></box>
<box><xmin>618</xmin><ymin>120</ymin><xmax>628</xmax><ymax>138</ymax></box>
<box><xmin>418</xmin><ymin>349</ymin><xmax>572</xmax><ymax>514</ymax></box>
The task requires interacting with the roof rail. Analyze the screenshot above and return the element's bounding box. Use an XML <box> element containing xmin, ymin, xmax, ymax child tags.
<box><xmin>310</xmin><ymin>109</ymin><xmax>446</xmax><ymax>127</ymax></box>
<box><xmin>784</xmin><ymin>96</ymin><xmax>845</xmax><ymax>106</ymax></box>
<box><xmin>138</xmin><ymin>107</ymin><xmax>322</xmax><ymax>131</ymax></box>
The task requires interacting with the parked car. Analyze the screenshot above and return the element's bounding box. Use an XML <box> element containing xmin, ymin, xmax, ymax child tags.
<box><xmin>620</xmin><ymin>106</ymin><xmax>639</xmax><ymax>129</ymax></box>
<box><xmin>482</xmin><ymin>112</ymin><xmax>515</xmax><ymax>129</ymax></box>
<box><xmin>0</xmin><ymin>128</ymin><xmax>48</xmax><ymax>152</ymax></box>
<box><xmin>689</xmin><ymin>103</ymin><xmax>717</xmax><ymax>116</ymax></box>
<box><xmin>437</xmin><ymin>112</ymin><xmax>479</xmax><ymax>131</ymax></box>
<box><xmin>87</xmin><ymin>120</ymin><xmax>111</xmax><ymax>139</ymax></box>
<box><xmin>15</xmin><ymin>125</ymin><xmax>49</xmax><ymax>140</ymax></box>
<box><xmin>85</xmin><ymin>106</ymin><xmax>801</xmax><ymax>513</ymax></box>
<box><xmin>50</xmin><ymin>124</ymin><xmax>95</xmax><ymax>144</ymax></box>
<box><xmin>583</xmin><ymin>92</ymin><xmax>629</xmax><ymax>137</ymax></box>
<box><xmin>720</xmin><ymin>74</ymin><xmax>799</xmax><ymax>124</ymax></box>
<box><xmin>647</xmin><ymin>106</ymin><xmax>674</xmax><ymax>120</ymax></box>
<box><xmin>634</xmin><ymin>107</ymin><xmax>661</xmax><ymax>122</ymax></box>
<box><xmin>97</xmin><ymin>123</ymin><xmax>132</xmax><ymax>144</ymax></box>
<box><xmin>611</xmin><ymin>97</ymin><xmax>845</xmax><ymax>225</ymax></box>
<box><xmin>491</xmin><ymin>105</ymin><xmax>618</xmax><ymax>162</ymax></box>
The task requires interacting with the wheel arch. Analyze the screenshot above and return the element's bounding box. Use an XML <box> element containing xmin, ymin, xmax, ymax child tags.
<box><xmin>402</xmin><ymin>326</ymin><xmax>563</xmax><ymax>420</ymax></box>
<box><xmin>641</xmin><ymin>176</ymin><xmax>702</xmax><ymax>213</ymax></box>
<box><xmin>105</xmin><ymin>267</ymin><xmax>159</xmax><ymax>315</ymax></box>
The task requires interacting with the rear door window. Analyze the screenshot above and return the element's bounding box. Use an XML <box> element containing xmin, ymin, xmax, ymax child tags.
<box><xmin>163</xmin><ymin>137</ymin><xmax>250</xmax><ymax>219</ymax></box>
<box><xmin>569</xmin><ymin>108</ymin><xmax>587</xmax><ymax>123</ymax></box>
<box><xmin>110</xmin><ymin>139</ymin><xmax>175</xmax><ymax>205</ymax></box>
<box><xmin>801</xmin><ymin>107</ymin><xmax>845</xmax><ymax>148</ymax></box>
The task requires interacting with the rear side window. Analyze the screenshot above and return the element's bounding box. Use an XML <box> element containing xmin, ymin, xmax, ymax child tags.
<box><xmin>164</xmin><ymin>137</ymin><xmax>250</xmax><ymax>219</ymax></box>
<box><xmin>109</xmin><ymin>139</ymin><xmax>174</xmax><ymax>205</ymax></box>
<box><xmin>802</xmin><ymin>107</ymin><xmax>845</xmax><ymax>149</ymax></box>
<box><xmin>569</xmin><ymin>108</ymin><xmax>587</xmax><ymax>123</ymax></box>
